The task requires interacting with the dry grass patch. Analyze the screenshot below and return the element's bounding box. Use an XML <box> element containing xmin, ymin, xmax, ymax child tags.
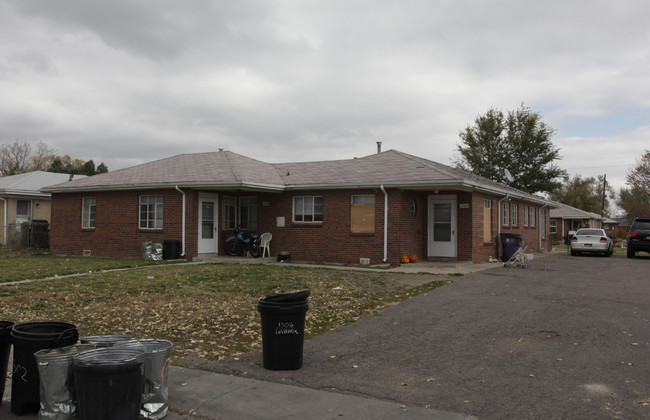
<box><xmin>0</xmin><ymin>262</ymin><xmax>449</xmax><ymax>367</ymax></box>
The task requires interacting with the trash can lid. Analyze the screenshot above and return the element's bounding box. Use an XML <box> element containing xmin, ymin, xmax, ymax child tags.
<box><xmin>35</xmin><ymin>344</ymin><xmax>96</xmax><ymax>363</ymax></box>
<box><xmin>114</xmin><ymin>338</ymin><xmax>173</xmax><ymax>355</ymax></box>
<box><xmin>80</xmin><ymin>334</ymin><xmax>132</xmax><ymax>347</ymax></box>
<box><xmin>261</xmin><ymin>290</ymin><xmax>311</xmax><ymax>303</ymax></box>
<box><xmin>73</xmin><ymin>347</ymin><xmax>145</xmax><ymax>367</ymax></box>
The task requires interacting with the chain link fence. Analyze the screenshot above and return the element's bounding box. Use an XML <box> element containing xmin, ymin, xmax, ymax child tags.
<box><xmin>0</xmin><ymin>220</ymin><xmax>49</xmax><ymax>249</ymax></box>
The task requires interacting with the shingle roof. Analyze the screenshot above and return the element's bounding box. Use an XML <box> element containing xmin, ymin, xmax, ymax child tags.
<box><xmin>45</xmin><ymin>152</ymin><xmax>283</xmax><ymax>191</ymax></box>
<box><xmin>43</xmin><ymin>149</ymin><xmax>553</xmax><ymax>205</ymax></box>
<box><xmin>549</xmin><ymin>201</ymin><xmax>603</xmax><ymax>219</ymax></box>
<box><xmin>0</xmin><ymin>171</ymin><xmax>86</xmax><ymax>196</ymax></box>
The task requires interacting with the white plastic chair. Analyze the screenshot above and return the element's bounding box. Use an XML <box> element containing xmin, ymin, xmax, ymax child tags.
<box><xmin>259</xmin><ymin>232</ymin><xmax>272</xmax><ymax>258</ymax></box>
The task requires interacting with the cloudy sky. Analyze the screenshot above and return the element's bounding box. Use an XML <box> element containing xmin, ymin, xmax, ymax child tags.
<box><xmin>1</xmin><ymin>0</ymin><xmax>648</xmax><ymax>195</ymax></box>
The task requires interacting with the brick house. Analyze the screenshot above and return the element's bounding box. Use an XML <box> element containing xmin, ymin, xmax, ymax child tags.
<box><xmin>44</xmin><ymin>149</ymin><xmax>555</xmax><ymax>265</ymax></box>
<box><xmin>549</xmin><ymin>201</ymin><xmax>604</xmax><ymax>244</ymax></box>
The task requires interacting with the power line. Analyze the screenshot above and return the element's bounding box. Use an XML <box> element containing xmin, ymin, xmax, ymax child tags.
<box><xmin>565</xmin><ymin>164</ymin><xmax>633</xmax><ymax>170</ymax></box>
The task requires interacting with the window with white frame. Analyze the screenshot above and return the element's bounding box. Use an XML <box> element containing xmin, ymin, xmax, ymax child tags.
<box><xmin>222</xmin><ymin>196</ymin><xmax>237</xmax><ymax>230</ymax></box>
<box><xmin>82</xmin><ymin>197</ymin><xmax>96</xmax><ymax>229</ymax></box>
<box><xmin>351</xmin><ymin>195</ymin><xmax>375</xmax><ymax>233</ymax></box>
<box><xmin>540</xmin><ymin>208</ymin><xmax>546</xmax><ymax>238</ymax></box>
<box><xmin>502</xmin><ymin>201</ymin><xmax>509</xmax><ymax>226</ymax></box>
<box><xmin>293</xmin><ymin>196</ymin><xmax>323</xmax><ymax>222</ymax></box>
<box><xmin>238</xmin><ymin>197</ymin><xmax>258</xmax><ymax>230</ymax></box>
<box><xmin>511</xmin><ymin>203</ymin><xmax>518</xmax><ymax>226</ymax></box>
<box><xmin>523</xmin><ymin>205</ymin><xmax>529</xmax><ymax>226</ymax></box>
<box><xmin>550</xmin><ymin>219</ymin><xmax>557</xmax><ymax>234</ymax></box>
<box><xmin>139</xmin><ymin>195</ymin><xmax>163</xmax><ymax>229</ymax></box>
<box><xmin>530</xmin><ymin>206</ymin><xmax>536</xmax><ymax>227</ymax></box>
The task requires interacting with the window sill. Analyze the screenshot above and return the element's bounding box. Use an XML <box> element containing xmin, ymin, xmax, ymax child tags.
<box><xmin>291</xmin><ymin>222</ymin><xmax>323</xmax><ymax>227</ymax></box>
<box><xmin>351</xmin><ymin>232</ymin><xmax>375</xmax><ymax>237</ymax></box>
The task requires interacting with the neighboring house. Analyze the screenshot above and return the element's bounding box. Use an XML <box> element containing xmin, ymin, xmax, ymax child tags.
<box><xmin>602</xmin><ymin>217</ymin><xmax>621</xmax><ymax>239</ymax></box>
<box><xmin>0</xmin><ymin>171</ymin><xmax>86</xmax><ymax>246</ymax></box>
<box><xmin>549</xmin><ymin>202</ymin><xmax>604</xmax><ymax>243</ymax></box>
<box><xmin>613</xmin><ymin>217</ymin><xmax>630</xmax><ymax>239</ymax></box>
<box><xmin>44</xmin><ymin>149</ymin><xmax>556</xmax><ymax>265</ymax></box>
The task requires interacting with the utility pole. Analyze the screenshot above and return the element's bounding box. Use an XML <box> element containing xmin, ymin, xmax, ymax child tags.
<box><xmin>601</xmin><ymin>174</ymin><xmax>607</xmax><ymax>216</ymax></box>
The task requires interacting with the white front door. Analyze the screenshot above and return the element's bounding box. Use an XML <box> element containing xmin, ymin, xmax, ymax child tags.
<box><xmin>198</xmin><ymin>195</ymin><xmax>218</xmax><ymax>253</ymax></box>
<box><xmin>428</xmin><ymin>196</ymin><xmax>457</xmax><ymax>258</ymax></box>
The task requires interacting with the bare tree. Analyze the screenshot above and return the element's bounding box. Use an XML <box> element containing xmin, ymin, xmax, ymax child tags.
<box><xmin>0</xmin><ymin>140</ymin><xmax>32</xmax><ymax>176</ymax></box>
<box><xmin>31</xmin><ymin>141</ymin><xmax>57</xmax><ymax>171</ymax></box>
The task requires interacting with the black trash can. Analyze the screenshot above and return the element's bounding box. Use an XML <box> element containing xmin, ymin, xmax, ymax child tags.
<box><xmin>10</xmin><ymin>322</ymin><xmax>79</xmax><ymax>416</ymax></box>
<box><xmin>0</xmin><ymin>321</ymin><xmax>14</xmax><ymax>405</ymax></box>
<box><xmin>73</xmin><ymin>348</ymin><xmax>145</xmax><ymax>420</ymax></box>
<box><xmin>500</xmin><ymin>233</ymin><xmax>523</xmax><ymax>262</ymax></box>
<box><xmin>162</xmin><ymin>240</ymin><xmax>181</xmax><ymax>260</ymax></box>
<box><xmin>257</xmin><ymin>290</ymin><xmax>310</xmax><ymax>370</ymax></box>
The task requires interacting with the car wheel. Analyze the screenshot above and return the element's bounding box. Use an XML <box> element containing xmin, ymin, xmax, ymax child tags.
<box><xmin>570</xmin><ymin>250</ymin><xmax>576</xmax><ymax>256</ymax></box>
<box><xmin>627</xmin><ymin>248</ymin><xmax>635</xmax><ymax>258</ymax></box>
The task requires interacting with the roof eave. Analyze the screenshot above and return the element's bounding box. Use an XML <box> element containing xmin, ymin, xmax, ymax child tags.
<box><xmin>44</xmin><ymin>181</ymin><xmax>286</xmax><ymax>193</ymax></box>
<box><xmin>0</xmin><ymin>190</ymin><xmax>52</xmax><ymax>198</ymax></box>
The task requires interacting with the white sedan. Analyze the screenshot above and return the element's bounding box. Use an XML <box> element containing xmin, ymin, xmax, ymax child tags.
<box><xmin>570</xmin><ymin>228</ymin><xmax>614</xmax><ymax>257</ymax></box>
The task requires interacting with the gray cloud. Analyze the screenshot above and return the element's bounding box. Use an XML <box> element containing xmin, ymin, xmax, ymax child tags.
<box><xmin>1</xmin><ymin>0</ymin><xmax>648</xmax><ymax>198</ymax></box>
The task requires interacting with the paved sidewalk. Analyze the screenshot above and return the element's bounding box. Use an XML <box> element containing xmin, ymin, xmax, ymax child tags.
<box><xmin>2</xmin><ymin>365</ymin><xmax>475</xmax><ymax>419</ymax></box>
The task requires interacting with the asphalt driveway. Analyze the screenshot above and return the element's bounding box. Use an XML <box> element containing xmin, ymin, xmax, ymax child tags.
<box><xmin>205</xmin><ymin>252</ymin><xmax>650</xmax><ymax>419</ymax></box>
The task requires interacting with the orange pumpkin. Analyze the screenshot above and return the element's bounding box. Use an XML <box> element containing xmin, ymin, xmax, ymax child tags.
<box><xmin>401</xmin><ymin>255</ymin><xmax>410</xmax><ymax>264</ymax></box>
<box><xmin>409</xmin><ymin>254</ymin><xmax>418</xmax><ymax>263</ymax></box>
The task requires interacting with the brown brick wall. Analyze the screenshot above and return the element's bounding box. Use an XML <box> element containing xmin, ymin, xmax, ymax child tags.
<box><xmin>50</xmin><ymin>189</ymin><xmax>186</xmax><ymax>258</ymax></box>
<box><xmin>50</xmin><ymin>187</ymin><xmax>550</xmax><ymax>265</ymax></box>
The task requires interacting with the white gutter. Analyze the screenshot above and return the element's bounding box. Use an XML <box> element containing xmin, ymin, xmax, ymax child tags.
<box><xmin>380</xmin><ymin>184</ymin><xmax>388</xmax><ymax>263</ymax></box>
<box><xmin>1</xmin><ymin>197</ymin><xmax>6</xmax><ymax>245</ymax></box>
<box><xmin>497</xmin><ymin>195</ymin><xmax>510</xmax><ymax>259</ymax></box>
<box><xmin>174</xmin><ymin>186</ymin><xmax>186</xmax><ymax>257</ymax></box>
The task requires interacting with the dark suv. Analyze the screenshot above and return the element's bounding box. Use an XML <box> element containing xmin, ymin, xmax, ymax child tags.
<box><xmin>627</xmin><ymin>217</ymin><xmax>650</xmax><ymax>258</ymax></box>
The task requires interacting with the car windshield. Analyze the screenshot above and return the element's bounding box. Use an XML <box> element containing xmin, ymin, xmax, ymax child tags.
<box><xmin>577</xmin><ymin>229</ymin><xmax>603</xmax><ymax>236</ymax></box>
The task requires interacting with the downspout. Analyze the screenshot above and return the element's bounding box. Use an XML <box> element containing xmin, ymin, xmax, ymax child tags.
<box><xmin>174</xmin><ymin>186</ymin><xmax>186</xmax><ymax>257</ymax></box>
<box><xmin>497</xmin><ymin>195</ymin><xmax>510</xmax><ymax>260</ymax></box>
<box><xmin>0</xmin><ymin>197</ymin><xmax>6</xmax><ymax>245</ymax></box>
<box><xmin>380</xmin><ymin>184</ymin><xmax>388</xmax><ymax>263</ymax></box>
<box><xmin>539</xmin><ymin>203</ymin><xmax>548</xmax><ymax>252</ymax></box>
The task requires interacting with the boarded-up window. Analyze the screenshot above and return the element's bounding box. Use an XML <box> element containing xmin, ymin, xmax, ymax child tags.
<box><xmin>351</xmin><ymin>195</ymin><xmax>375</xmax><ymax>233</ymax></box>
<box><xmin>483</xmin><ymin>199</ymin><xmax>492</xmax><ymax>242</ymax></box>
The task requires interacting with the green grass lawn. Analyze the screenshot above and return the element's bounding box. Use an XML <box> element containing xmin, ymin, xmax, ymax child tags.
<box><xmin>0</xmin><ymin>250</ymin><xmax>449</xmax><ymax>366</ymax></box>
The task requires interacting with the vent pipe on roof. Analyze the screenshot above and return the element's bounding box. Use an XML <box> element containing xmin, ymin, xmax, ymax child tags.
<box><xmin>376</xmin><ymin>141</ymin><xmax>382</xmax><ymax>154</ymax></box>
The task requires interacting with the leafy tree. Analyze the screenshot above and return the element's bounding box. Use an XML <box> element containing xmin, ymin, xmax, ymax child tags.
<box><xmin>48</xmin><ymin>155</ymin><xmax>109</xmax><ymax>175</ymax></box>
<box><xmin>618</xmin><ymin>150</ymin><xmax>650</xmax><ymax>219</ymax></box>
<box><xmin>81</xmin><ymin>160</ymin><xmax>96</xmax><ymax>176</ymax></box>
<box><xmin>454</xmin><ymin>104</ymin><xmax>567</xmax><ymax>194</ymax></box>
<box><xmin>1</xmin><ymin>140</ymin><xmax>109</xmax><ymax>176</ymax></box>
<box><xmin>550</xmin><ymin>174</ymin><xmax>614</xmax><ymax>215</ymax></box>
